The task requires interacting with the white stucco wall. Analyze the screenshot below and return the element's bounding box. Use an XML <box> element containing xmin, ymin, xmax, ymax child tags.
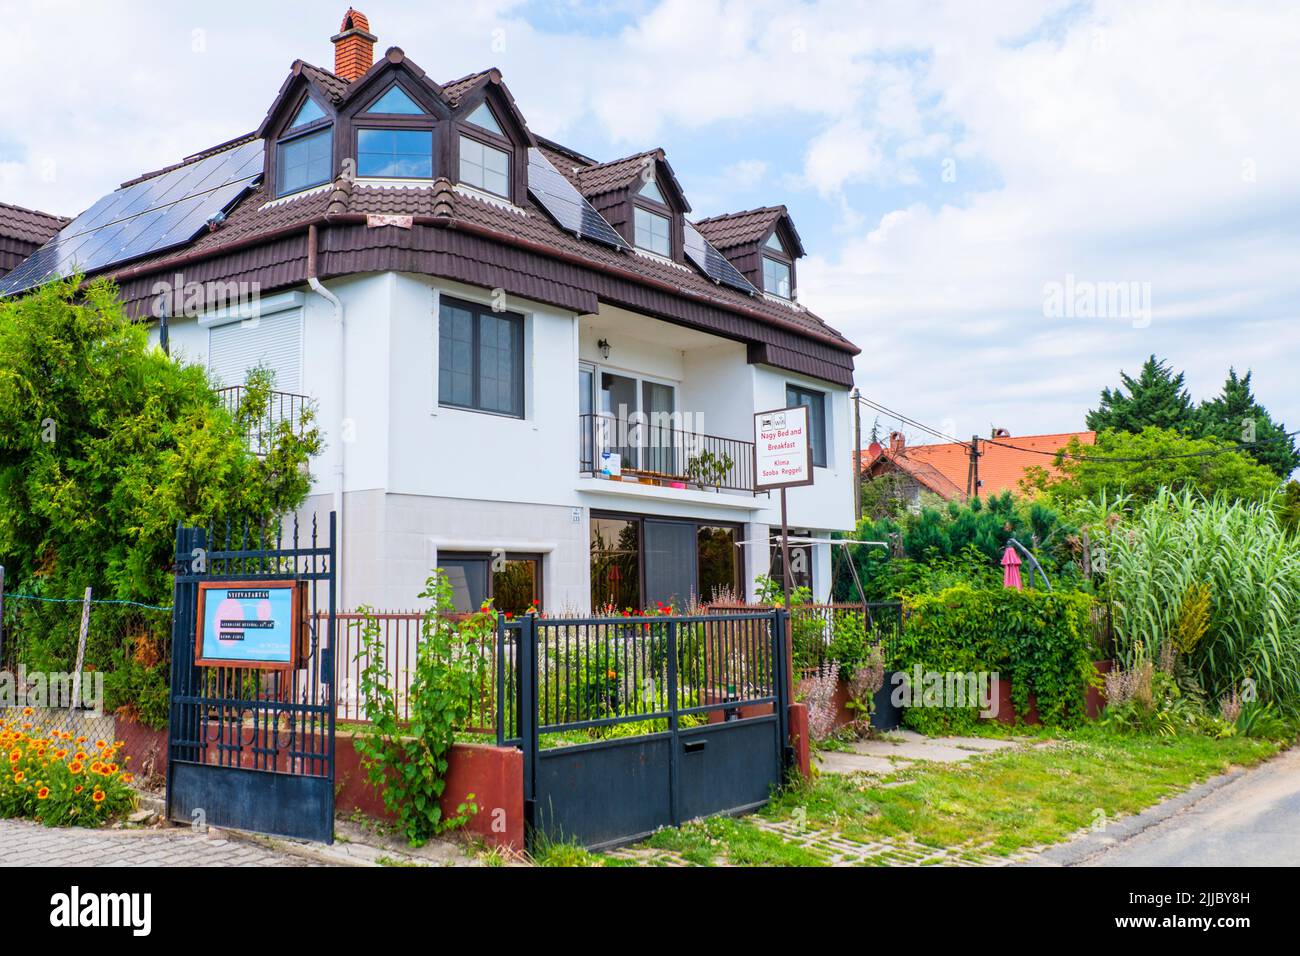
<box><xmin>149</xmin><ymin>271</ymin><xmax>853</xmax><ymax>609</ymax></box>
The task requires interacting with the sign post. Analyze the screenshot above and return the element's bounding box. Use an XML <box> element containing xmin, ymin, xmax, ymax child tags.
<box><xmin>753</xmin><ymin>406</ymin><xmax>815</xmax><ymax>706</ymax></box>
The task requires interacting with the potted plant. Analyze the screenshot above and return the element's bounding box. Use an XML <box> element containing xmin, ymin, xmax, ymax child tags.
<box><xmin>685</xmin><ymin>450</ymin><xmax>734</xmax><ymax>492</ymax></box>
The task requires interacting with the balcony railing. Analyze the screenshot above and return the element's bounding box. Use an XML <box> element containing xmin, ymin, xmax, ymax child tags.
<box><xmin>216</xmin><ymin>385</ymin><xmax>312</xmax><ymax>456</ymax></box>
<box><xmin>579</xmin><ymin>412</ymin><xmax>755</xmax><ymax>493</ymax></box>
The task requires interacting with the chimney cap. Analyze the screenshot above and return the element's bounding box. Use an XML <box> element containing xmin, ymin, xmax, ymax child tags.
<box><xmin>334</xmin><ymin>7</ymin><xmax>374</xmax><ymax>37</ymax></box>
<box><xmin>888</xmin><ymin>430</ymin><xmax>906</xmax><ymax>454</ymax></box>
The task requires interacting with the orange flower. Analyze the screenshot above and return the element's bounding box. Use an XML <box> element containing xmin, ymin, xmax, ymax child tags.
<box><xmin>122</xmin><ymin>773</ymin><xmax>134</xmax><ymax>783</ymax></box>
<box><xmin>12</xmin><ymin>771</ymin><xmax>24</xmax><ymax>783</ymax></box>
<box><xmin>76</xmin><ymin>736</ymin><xmax>87</xmax><ymax>744</ymax></box>
<box><xmin>37</xmin><ymin>787</ymin><xmax>50</xmax><ymax>800</ymax></box>
<box><xmin>95</xmin><ymin>739</ymin><xmax>107</xmax><ymax>750</ymax></box>
<box><xmin>68</xmin><ymin>761</ymin><xmax>84</xmax><ymax>775</ymax></box>
<box><xmin>21</xmin><ymin>707</ymin><xmax>32</xmax><ymax>716</ymax></box>
<box><xmin>54</xmin><ymin>749</ymin><xmax>68</xmax><ymax>759</ymax></box>
<box><xmin>73</xmin><ymin>785</ymin><xmax>84</xmax><ymax>794</ymax></box>
<box><xmin>92</xmin><ymin>789</ymin><xmax>106</xmax><ymax>803</ymax></box>
<box><xmin>7</xmin><ymin>750</ymin><xmax>18</xmax><ymax>764</ymax></box>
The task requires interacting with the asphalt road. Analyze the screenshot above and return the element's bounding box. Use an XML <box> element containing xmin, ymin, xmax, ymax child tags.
<box><xmin>1076</xmin><ymin>747</ymin><xmax>1300</xmax><ymax>867</ymax></box>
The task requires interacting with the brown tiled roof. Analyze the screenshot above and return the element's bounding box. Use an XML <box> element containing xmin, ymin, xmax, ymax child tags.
<box><xmin>695</xmin><ymin>206</ymin><xmax>787</xmax><ymax>251</ymax></box>
<box><xmin>441</xmin><ymin>69</ymin><xmax>494</xmax><ymax>106</ymax></box>
<box><xmin>0</xmin><ymin>202</ymin><xmax>68</xmax><ymax>245</ymax></box>
<box><xmin>299</xmin><ymin>60</ymin><xmax>350</xmax><ymax>103</ymax></box>
<box><xmin>9</xmin><ymin>52</ymin><xmax>857</xmax><ymax>381</ymax></box>
<box><xmin>862</xmin><ymin>432</ymin><xmax>1097</xmax><ymax>500</ymax></box>
<box><xmin>575</xmin><ymin>150</ymin><xmax>660</xmax><ymax>198</ymax></box>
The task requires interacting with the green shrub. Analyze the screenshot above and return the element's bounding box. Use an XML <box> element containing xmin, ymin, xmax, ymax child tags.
<box><xmin>892</xmin><ymin>585</ymin><xmax>1097</xmax><ymax>734</ymax></box>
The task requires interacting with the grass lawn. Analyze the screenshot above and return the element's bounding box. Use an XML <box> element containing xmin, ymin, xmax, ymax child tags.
<box><xmin>527</xmin><ymin>729</ymin><xmax>1284</xmax><ymax>866</ymax></box>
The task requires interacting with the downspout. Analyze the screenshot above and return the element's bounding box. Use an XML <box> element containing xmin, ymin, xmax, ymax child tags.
<box><xmin>307</xmin><ymin>223</ymin><xmax>346</xmax><ymax>608</ymax></box>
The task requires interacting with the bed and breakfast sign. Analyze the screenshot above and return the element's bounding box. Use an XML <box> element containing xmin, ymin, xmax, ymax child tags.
<box><xmin>754</xmin><ymin>405</ymin><xmax>815</xmax><ymax>490</ymax></box>
<box><xmin>194</xmin><ymin>580</ymin><xmax>306</xmax><ymax>669</ymax></box>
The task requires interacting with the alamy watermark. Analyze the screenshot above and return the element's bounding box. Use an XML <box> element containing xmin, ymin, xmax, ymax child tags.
<box><xmin>1</xmin><ymin>666</ymin><xmax>105</xmax><ymax>717</ymax></box>
<box><xmin>1043</xmin><ymin>273</ymin><xmax>1151</xmax><ymax>329</ymax></box>
<box><xmin>891</xmin><ymin>665</ymin><xmax>1001</xmax><ymax>718</ymax></box>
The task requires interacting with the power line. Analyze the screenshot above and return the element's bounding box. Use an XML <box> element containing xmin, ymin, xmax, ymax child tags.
<box><xmin>855</xmin><ymin>392</ymin><xmax>1299</xmax><ymax>467</ymax></box>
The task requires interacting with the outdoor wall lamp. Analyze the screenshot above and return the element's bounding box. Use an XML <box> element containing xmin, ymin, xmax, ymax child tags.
<box><xmin>598</xmin><ymin>338</ymin><xmax>611</xmax><ymax>359</ymax></box>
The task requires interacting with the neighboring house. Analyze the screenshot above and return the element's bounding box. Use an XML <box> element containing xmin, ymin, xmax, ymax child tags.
<box><xmin>861</xmin><ymin>430</ymin><xmax>1096</xmax><ymax>507</ymax></box>
<box><xmin>0</xmin><ymin>9</ymin><xmax>859</xmax><ymax>614</ymax></box>
<box><xmin>0</xmin><ymin>202</ymin><xmax>68</xmax><ymax>279</ymax></box>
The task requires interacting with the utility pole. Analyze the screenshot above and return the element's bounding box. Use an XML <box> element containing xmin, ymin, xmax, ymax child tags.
<box><xmin>852</xmin><ymin>388</ymin><xmax>862</xmax><ymax>522</ymax></box>
<box><xmin>966</xmin><ymin>434</ymin><xmax>982</xmax><ymax>500</ymax></box>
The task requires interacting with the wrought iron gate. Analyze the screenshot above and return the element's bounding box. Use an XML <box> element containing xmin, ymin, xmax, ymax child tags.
<box><xmin>166</xmin><ymin>514</ymin><xmax>337</xmax><ymax>843</ymax></box>
<box><xmin>498</xmin><ymin>609</ymin><xmax>790</xmax><ymax>850</ymax></box>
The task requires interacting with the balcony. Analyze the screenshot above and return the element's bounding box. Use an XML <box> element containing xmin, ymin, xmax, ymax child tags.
<box><xmin>579</xmin><ymin>412</ymin><xmax>756</xmax><ymax>494</ymax></box>
<box><xmin>216</xmin><ymin>385</ymin><xmax>313</xmax><ymax>456</ymax></box>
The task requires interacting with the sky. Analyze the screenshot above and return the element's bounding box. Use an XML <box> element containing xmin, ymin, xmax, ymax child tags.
<box><xmin>2</xmin><ymin>0</ymin><xmax>1298</xmax><ymax>447</ymax></box>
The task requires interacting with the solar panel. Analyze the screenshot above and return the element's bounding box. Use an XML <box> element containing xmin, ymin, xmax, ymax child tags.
<box><xmin>527</xmin><ymin>148</ymin><xmax>628</xmax><ymax>250</ymax></box>
<box><xmin>0</xmin><ymin>139</ymin><xmax>264</xmax><ymax>296</ymax></box>
<box><xmin>684</xmin><ymin>221</ymin><xmax>758</xmax><ymax>294</ymax></box>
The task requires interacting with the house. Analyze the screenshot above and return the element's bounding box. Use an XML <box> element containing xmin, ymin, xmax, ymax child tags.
<box><xmin>0</xmin><ymin>202</ymin><xmax>67</xmax><ymax>279</ymax></box>
<box><xmin>0</xmin><ymin>9</ymin><xmax>859</xmax><ymax>614</ymax></box>
<box><xmin>861</xmin><ymin>429</ymin><xmax>1095</xmax><ymax>507</ymax></box>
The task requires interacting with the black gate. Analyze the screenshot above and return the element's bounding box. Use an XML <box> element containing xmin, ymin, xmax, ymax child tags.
<box><xmin>166</xmin><ymin>514</ymin><xmax>337</xmax><ymax>843</ymax></box>
<box><xmin>497</xmin><ymin>609</ymin><xmax>790</xmax><ymax>850</ymax></box>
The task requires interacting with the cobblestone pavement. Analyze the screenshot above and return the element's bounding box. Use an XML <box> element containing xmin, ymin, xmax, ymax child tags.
<box><xmin>0</xmin><ymin>820</ymin><xmax>326</xmax><ymax>867</ymax></box>
<box><xmin>606</xmin><ymin>818</ymin><xmax>1039</xmax><ymax>867</ymax></box>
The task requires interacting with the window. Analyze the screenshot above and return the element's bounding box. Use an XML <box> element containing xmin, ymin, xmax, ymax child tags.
<box><xmin>288</xmin><ymin>97</ymin><xmax>326</xmax><ymax>130</ymax></box>
<box><xmin>459</xmin><ymin>135</ymin><xmax>510</xmax><ymax>197</ymax></box>
<box><xmin>634</xmin><ymin>207</ymin><xmax>671</xmax><ymax>256</ymax></box>
<box><xmin>466</xmin><ymin>102</ymin><xmax>504</xmax><ymax>135</ymax></box>
<box><xmin>357</xmin><ymin>128</ymin><xmax>433</xmax><ymax>178</ymax></box>
<box><xmin>591</xmin><ymin>516</ymin><xmax>641</xmax><ymax>613</ymax></box>
<box><xmin>763</xmin><ymin>256</ymin><xmax>792</xmax><ymax>299</ymax></box>
<box><xmin>440</xmin><ymin>552</ymin><xmax>542</xmax><ymax>615</ymax></box>
<box><xmin>276</xmin><ymin>127</ymin><xmax>333</xmax><ymax>197</ymax></box>
<box><xmin>786</xmin><ymin>384</ymin><xmax>827</xmax><ymax>467</ymax></box>
<box><xmin>208</xmin><ymin>309</ymin><xmax>302</xmax><ymax>393</ymax></box>
<box><xmin>764</xmin><ymin>232</ymin><xmax>784</xmax><ymax>252</ymax></box>
<box><xmin>770</xmin><ymin>532</ymin><xmax>813</xmax><ymax>593</ymax></box>
<box><xmin>698</xmin><ymin>525</ymin><xmax>741</xmax><ymax>602</ymax></box>
<box><xmin>639</xmin><ymin>178</ymin><xmax>666</xmax><ymax>204</ymax></box>
<box><xmin>365</xmin><ymin>84</ymin><xmax>425</xmax><ymax>115</ymax></box>
<box><xmin>590</xmin><ymin>513</ymin><xmax>745</xmax><ymax>612</ymax></box>
<box><xmin>439</xmin><ymin>297</ymin><xmax>524</xmax><ymax>417</ymax></box>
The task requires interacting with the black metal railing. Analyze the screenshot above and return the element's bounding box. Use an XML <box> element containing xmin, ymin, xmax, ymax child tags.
<box><xmin>496</xmin><ymin>610</ymin><xmax>786</xmax><ymax>746</ymax></box>
<box><xmin>578</xmin><ymin>412</ymin><xmax>756</xmax><ymax>493</ymax></box>
<box><xmin>216</xmin><ymin>385</ymin><xmax>312</xmax><ymax>456</ymax></box>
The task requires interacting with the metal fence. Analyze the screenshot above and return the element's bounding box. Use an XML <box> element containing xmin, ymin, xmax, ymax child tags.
<box><xmin>707</xmin><ymin>600</ymin><xmax>904</xmax><ymax>674</ymax></box>
<box><xmin>496</xmin><ymin>611</ymin><xmax>783</xmax><ymax>745</ymax></box>
<box><xmin>578</xmin><ymin>412</ymin><xmax>756</xmax><ymax>493</ymax></box>
<box><xmin>327</xmin><ymin>610</ymin><xmax>496</xmax><ymax>734</ymax></box>
<box><xmin>216</xmin><ymin>385</ymin><xmax>313</xmax><ymax>456</ymax></box>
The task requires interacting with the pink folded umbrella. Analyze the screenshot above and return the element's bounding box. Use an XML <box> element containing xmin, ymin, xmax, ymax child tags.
<box><xmin>1001</xmin><ymin>545</ymin><xmax>1023</xmax><ymax>590</ymax></box>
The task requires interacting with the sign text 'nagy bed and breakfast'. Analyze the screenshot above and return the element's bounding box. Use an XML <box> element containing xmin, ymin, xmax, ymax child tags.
<box><xmin>754</xmin><ymin>405</ymin><xmax>814</xmax><ymax>491</ymax></box>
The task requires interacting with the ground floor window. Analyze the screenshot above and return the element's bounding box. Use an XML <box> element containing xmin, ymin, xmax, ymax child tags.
<box><xmin>590</xmin><ymin>512</ymin><xmax>743</xmax><ymax>612</ymax></box>
<box><xmin>439</xmin><ymin>551</ymin><xmax>542</xmax><ymax>615</ymax></box>
<box><xmin>769</xmin><ymin>530</ymin><xmax>813</xmax><ymax>594</ymax></box>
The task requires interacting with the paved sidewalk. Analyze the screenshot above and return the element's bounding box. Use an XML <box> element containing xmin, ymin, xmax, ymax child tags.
<box><xmin>0</xmin><ymin>819</ymin><xmax>326</xmax><ymax>867</ymax></box>
<box><xmin>814</xmin><ymin>729</ymin><xmax>1034</xmax><ymax>775</ymax></box>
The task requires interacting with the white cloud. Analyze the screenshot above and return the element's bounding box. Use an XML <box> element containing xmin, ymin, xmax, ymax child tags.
<box><xmin>1</xmin><ymin>0</ymin><xmax>1297</xmax><ymax>443</ymax></box>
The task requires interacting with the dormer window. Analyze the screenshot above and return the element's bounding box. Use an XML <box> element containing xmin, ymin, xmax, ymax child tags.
<box><xmin>634</xmin><ymin>207</ymin><xmax>671</xmax><ymax>256</ymax></box>
<box><xmin>466</xmin><ymin>102</ymin><xmax>504</xmax><ymax>136</ymax></box>
<box><xmin>639</xmin><ymin>178</ymin><xmax>666</xmax><ymax>204</ymax></box>
<box><xmin>288</xmin><ymin>97</ymin><xmax>326</xmax><ymax>129</ymax></box>
<box><xmin>763</xmin><ymin>256</ymin><xmax>792</xmax><ymax>299</ymax></box>
<box><xmin>365</xmin><ymin>84</ymin><xmax>424</xmax><ymax>115</ymax></box>
<box><xmin>459</xmin><ymin>135</ymin><xmax>510</xmax><ymax>197</ymax></box>
<box><xmin>358</xmin><ymin>129</ymin><xmax>433</xmax><ymax>178</ymax></box>
<box><xmin>276</xmin><ymin>95</ymin><xmax>334</xmax><ymax>197</ymax></box>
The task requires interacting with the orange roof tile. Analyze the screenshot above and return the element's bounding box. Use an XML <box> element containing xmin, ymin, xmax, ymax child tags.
<box><xmin>861</xmin><ymin>431</ymin><xmax>1095</xmax><ymax>500</ymax></box>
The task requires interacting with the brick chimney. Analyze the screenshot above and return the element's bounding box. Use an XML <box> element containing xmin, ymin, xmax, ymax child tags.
<box><xmin>888</xmin><ymin>431</ymin><xmax>906</xmax><ymax>454</ymax></box>
<box><xmin>332</xmin><ymin>8</ymin><xmax>376</xmax><ymax>82</ymax></box>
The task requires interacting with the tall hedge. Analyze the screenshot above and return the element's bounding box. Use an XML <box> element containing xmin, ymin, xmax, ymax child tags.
<box><xmin>892</xmin><ymin>585</ymin><xmax>1098</xmax><ymax>733</ymax></box>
